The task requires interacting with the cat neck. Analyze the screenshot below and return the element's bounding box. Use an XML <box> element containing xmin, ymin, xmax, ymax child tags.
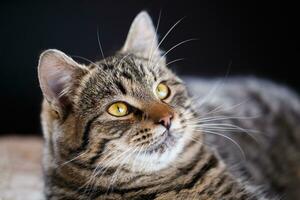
<box><xmin>44</xmin><ymin>139</ymin><xmax>258</xmax><ymax>199</ymax></box>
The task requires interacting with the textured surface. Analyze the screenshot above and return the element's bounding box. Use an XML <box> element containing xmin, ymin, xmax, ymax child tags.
<box><xmin>0</xmin><ymin>136</ymin><xmax>43</xmax><ymax>200</ymax></box>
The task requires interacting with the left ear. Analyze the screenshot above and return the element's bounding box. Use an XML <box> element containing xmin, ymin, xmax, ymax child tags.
<box><xmin>121</xmin><ymin>11</ymin><xmax>165</xmax><ymax>64</ymax></box>
<box><xmin>38</xmin><ymin>49</ymin><xmax>87</xmax><ymax>116</ymax></box>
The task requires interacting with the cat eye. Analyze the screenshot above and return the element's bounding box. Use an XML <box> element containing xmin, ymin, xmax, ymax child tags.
<box><xmin>156</xmin><ymin>83</ymin><xmax>170</xmax><ymax>100</ymax></box>
<box><xmin>107</xmin><ymin>102</ymin><xmax>129</xmax><ymax>117</ymax></box>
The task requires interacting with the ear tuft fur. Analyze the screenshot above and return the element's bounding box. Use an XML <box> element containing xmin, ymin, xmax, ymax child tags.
<box><xmin>38</xmin><ymin>49</ymin><xmax>86</xmax><ymax>111</ymax></box>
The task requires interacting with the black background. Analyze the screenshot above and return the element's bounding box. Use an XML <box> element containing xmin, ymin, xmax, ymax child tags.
<box><xmin>0</xmin><ymin>0</ymin><xmax>292</xmax><ymax>135</ymax></box>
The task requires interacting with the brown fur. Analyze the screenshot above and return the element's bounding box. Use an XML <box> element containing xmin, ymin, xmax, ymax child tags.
<box><xmin>38</xmin><ymin>11</ymin><xmax>273</xmax><ymax>200</ymax></box>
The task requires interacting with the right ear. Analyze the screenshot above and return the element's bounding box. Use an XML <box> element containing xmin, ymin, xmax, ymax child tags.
<box><xmin>121</xmin><ymin>11</ymin><xmax>164</xmax><ymax>63</ymax></box>
<box><xmin>38</xmin><ymin>49</ymin><xmax>87</xmax><ymax>115</ymax></box>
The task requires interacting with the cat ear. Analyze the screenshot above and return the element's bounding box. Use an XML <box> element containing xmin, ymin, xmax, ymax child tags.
<box><xmin>38</xmin><ymin>49</ymin><xmax>87</xmax><ymax>113</ymax></box>
<box><xmin>121</xmin><ymin>11</ymin><xmax>164</xmax><ymax>63</ymax></box>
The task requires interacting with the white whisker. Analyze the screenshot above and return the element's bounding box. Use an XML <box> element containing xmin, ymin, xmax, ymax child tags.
<box><xmin>106</xmin><ymin>146</ymin><xmax>140</xmax><ymax>193</ymax></box>
<box><xmin>59</xmin><ymin>151</ymin><xmax>87</xmax><ymax>167</ymax></box>
<box><xmin>71</xmin><ymin>55</ymin><xmax>100</xmax><ymax>67</ymax></box>
<box><xmin>154</xmin><ymin>17</ymin><xmax>185</xmax><ymax>58</ymax></box>
<box><xmin>79</xmin><ymin>148</ymin><xmax>127</xmax><ymax>195</ymax></box>
<box><xmin>154</xmin><ymin>38</ymin><xmax>197</xmax><ymax>68</ymax></box>
<box><xmin>96</xmin><ymin>26</ymin><xmax>108</xmax><ymax>66</ymax></box>
<box><xmin>147</xmin><ymin>10</ymin><xmax>162</xmax><ymax>67</ymax></box>
<box><xmin>195</xmin><ymin>129</ymin><xmax>246</xmax><ymax>160</ymax></box>
<box><xmin>166</xmin><ymin>58</ymin><xmax>185</xmax><ymax>67</ymax></box>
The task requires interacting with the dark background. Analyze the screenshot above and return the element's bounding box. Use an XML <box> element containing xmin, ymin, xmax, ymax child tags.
<box><xmin>0</xmin><ymin>0</ymin><xmax>291</xmax><ymax>135</ymax></box>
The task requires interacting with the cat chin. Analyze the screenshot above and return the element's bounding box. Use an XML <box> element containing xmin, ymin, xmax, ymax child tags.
<box><xmin>127</xmin><ymin>133</ymin><xmax>187</xmax><ymax>173</ymax></box>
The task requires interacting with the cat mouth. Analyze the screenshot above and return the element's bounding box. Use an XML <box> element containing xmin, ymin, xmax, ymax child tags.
<box><xmin>145</xmin><ymin>131</ymin><xmax>176</xmax><ymax>154</ymax></box>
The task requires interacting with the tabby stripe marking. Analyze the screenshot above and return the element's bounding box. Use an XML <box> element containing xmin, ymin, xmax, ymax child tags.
<box><xmin>121</xmin><ymin>71</ymin><xmax>133</xmax><ymax>80</ymax></box>
<box><xmin>149</xmin><ymin>68</ymin><xmax>157</xmax><ymax>81</ymax></box>
<box><xmin>112</xmin><ymin>153</ymin><xmax>217</xmax><ymax>197</ymax></box>
<box><xmin>50</xmin><ymin>154</ymin><xmax>218</xmax><ymax>199</ymax></box>
<box><xmin>115</xmin><ymin>81</ymin><xmax>127</xmax><ymax>95</ymax></box>
<box><xmin>139</xmin><ymin>64</ymin><xmax>146</xmax><ymax>76</ymax></box>
<box><xmin>197</xmin><ymin>173</ymin><xmax>227</xmax><ymax>197</ymax></box>
<box><xmin>88</xmin><ymin>138</ymin><xmax>109</xmax><ymax>165</ymax></box>
<box><xmin>69</xmin><ymin>127</ymin><xmax>130</xmax><ymax>169</ymax></box>
<box><xmin>179</xmin><ymin>154</ymin><xmax>218</xmax><ymax>190</ymax></box>
<box><xmin>88</xmin><ymin>127</ymin><xmax>130</xmax><ymax>165</ymax></box>
<box><xmin>71</xmin><ymin>114</ymin><xmax>101</xmax><ymax>154</ymax></box>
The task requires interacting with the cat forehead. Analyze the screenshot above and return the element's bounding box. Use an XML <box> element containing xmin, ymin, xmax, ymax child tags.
<box><xmin>78</xmin><ymin>55</ymin><xmax>157</xmax><ymax>99</ymax></box>
<box><xmin>93</xmin><ymin>54</ymin><xmax>164</xmax><ymax>82</ymax></box>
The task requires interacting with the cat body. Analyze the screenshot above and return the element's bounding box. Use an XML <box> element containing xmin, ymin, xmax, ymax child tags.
<box><xmin>186</xmin><ymin>77</ymin><xmax>300</xmax><ymax>199</ymax></box>
<box><xmin>38</xmin><ymin>12</ymin><xmax>300</xmax><ymax>200</ymax></box>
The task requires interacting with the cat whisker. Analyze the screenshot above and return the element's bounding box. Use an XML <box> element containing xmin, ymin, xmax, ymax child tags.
<box><xmin>95</xmin><ymin>147</ymin><xmax>134</xmax><ymax>181</ymax></box>
<box><xmin>199</xmin><ymin>100</ymin><xmax>251</xmax><ymax>119</ymax></box>
<box><xmin>191</xmin><ymin>123</ymin><xmax>259</xmax><ymax>132</ymax></box>
<box><xmin>132</xmin><ymin>145</ymin><xmax>144</xmax><ymax>170</ymax></box>
<box><xmin>197</xmin><ymin>126</ymin><xmax>259</xmax><ymax>144</ymax></box>
<box><xmin>197</xmin><ymin>125</ymin><xmax>259</xmax><ymax>135</ymax></box>
<box><xmin>188</xmin><ymin>121</ymin><xmax>262</xmax><ymax>140</ymax></box>
<box><xmin>153</xmin><ymin>38</ymin><xmax>198</xmax><ymax>69</ymax></box>
<box><xmin>95</xmin><ymin>148</ymin><xmax>130</xmax><ymax>174</ymax></box>
<box><xmin>149</xmin><ymin>17</ymin><xmax>185</xmax><ymax>65</ymax></box>
<box><xmin>86</xmin><ymin>151</ymin><xmax>131</xmax><ymax>197</ymax></box>
<box><xmin>58</xmin><ymin>151</ymin><xmax>88</xmax><ymax>168</ymax></box>
<box><xmin>79</xmin><ymin>152</ymin><xmax>115</xmax><ymax>196</ymax></box>
<box><xmin>194</xmin><ymin>128</ymin><xmax>246</xmax><ymax>161</ymax></box>
<box><xmin>183</xmin><ymin>106</ymin><xmax>261</xmax><ymax>123</ymax></box>
<box><xmin>197</xmin><ymin>115</ymin><xmax>260</xmax><ymax>122</ymax></box>
<box><xmin>175</xmin><ymin>127</ymin><xmax>216</xmax><ymax>147</ymax></box>
<box><xmin>79</xmin><ymin>148</ymin><xmax>127</xmax><ymax>195</ymax></box>
<box><xmin>147</xmin><ymin>10</ymin><xmax>162</xmax><ymax>68</ymax></box>
<box><xmin>180</xmin><ymin>109</ymin><xmax>263</xmax><ymax>145</ymax></box>
<box><xmin>71</xmin><ymin>55</ymin><xmax>101</xmax><ymax>68</ymax></box>
<box><xmin>166</xmin><ymin>58</ymin><xmax>185</xmax><ymax>67</ymax></box>
<box><xmin>97</xmin><ymin>26</ymin><xmax>108</xmax><ymax>66</ymax></box>
<box><xmin>106</xmin><ymin>147</ymin><xmax>140</xmax><ymax>193</ymax></box>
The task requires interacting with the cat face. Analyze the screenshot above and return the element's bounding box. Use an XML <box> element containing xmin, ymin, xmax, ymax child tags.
<box><xmin>38</xmin><ymin>12</ymin><xmax>197</xmax><ymax>173</ymax></box>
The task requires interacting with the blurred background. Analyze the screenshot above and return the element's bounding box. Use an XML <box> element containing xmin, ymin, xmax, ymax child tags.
<box><xmin>0</xmin><ymin>0</ymin><xmax>291</xmax><ymax>135</ymax></box>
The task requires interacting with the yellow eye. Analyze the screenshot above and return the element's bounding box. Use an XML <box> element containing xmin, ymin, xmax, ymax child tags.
<box><xmin>107</xmin><ymin>102</ymin><xmax>129</xmax><ymax>117</ymax></box>
<box><xmin>156</xmin><ymin>83</ymin><xmax>170</xmax><ymax>100</ymax></box>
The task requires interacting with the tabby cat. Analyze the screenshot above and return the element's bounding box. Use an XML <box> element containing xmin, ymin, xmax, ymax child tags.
<box><xmin>38</xmin><ymin>11</ymin><xmax>300</xmax><ymax>200</ymax></box>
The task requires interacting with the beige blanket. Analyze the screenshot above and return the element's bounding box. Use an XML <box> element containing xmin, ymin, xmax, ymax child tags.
<box><xmin>0</xmin><ymin>136</ymin><xmax>44</xmax><ymax>200</ymax></box>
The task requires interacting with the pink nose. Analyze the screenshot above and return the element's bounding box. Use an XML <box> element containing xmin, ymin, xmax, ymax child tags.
<box><xmin>158</xmin><ymin>114</ymin><xmax>173</xmax><ymax>129</ymax></box>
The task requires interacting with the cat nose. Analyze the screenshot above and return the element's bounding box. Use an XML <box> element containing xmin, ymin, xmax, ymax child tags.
<box><xmin>158</xmin><ymin>114</ymin><xmax>173</xmax><ymax>130</ymax></box>
<box><xmin>146</xmin><ymin>102</ymin><xmax>174</xmax><ymax>130</ymax></box>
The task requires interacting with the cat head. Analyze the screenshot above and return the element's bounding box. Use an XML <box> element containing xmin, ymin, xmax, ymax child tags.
<box><xmin>38</xmin><ymin>11</ymin><xmax>198</xmax><ymax>173</ymax></box>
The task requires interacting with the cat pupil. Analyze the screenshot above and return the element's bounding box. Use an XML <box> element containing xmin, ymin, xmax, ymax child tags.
<box><xmin>118</xmin><ymin>106</ymin><xmax>123</xmax><ymax>113</ymax></box>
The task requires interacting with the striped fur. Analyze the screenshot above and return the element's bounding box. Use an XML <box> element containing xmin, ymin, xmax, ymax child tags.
<box><xmin>38</xmin><ymin>11</ymin><xmax>300</xmax><ymax>200</ymax></box>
